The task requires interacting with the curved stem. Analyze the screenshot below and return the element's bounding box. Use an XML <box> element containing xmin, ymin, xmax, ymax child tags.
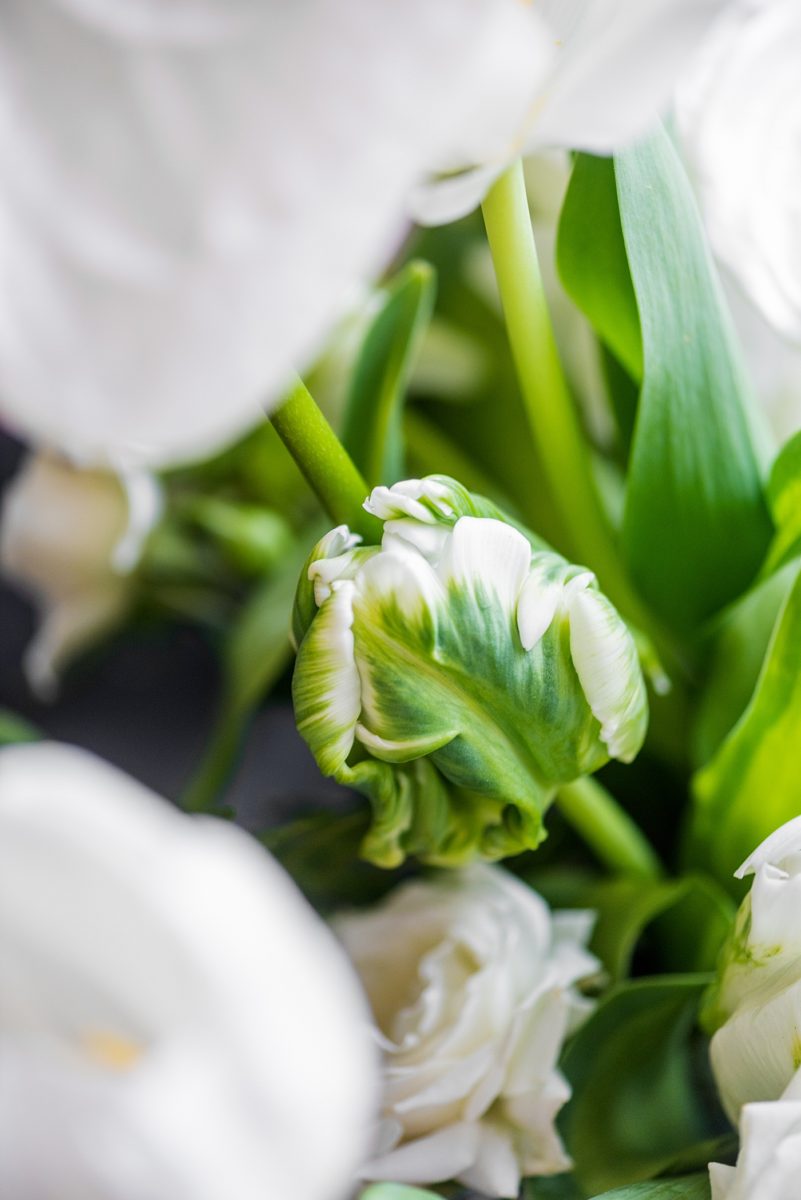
<box><xmin>270</xmin><ymin>378</ymin><xmax>381</xmax><ymax>542</ymax></box>
<box><xmin>556</xmin><ymin>776</ymin><xmax>662</xmax><ymax>878</ymax></box>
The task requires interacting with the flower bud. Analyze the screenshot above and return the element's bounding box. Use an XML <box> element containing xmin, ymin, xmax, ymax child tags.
<box><xmin>706</xmin><ymin>815</ymin><xmax>801</xmax><ymax>1121</ymax></box>
<box><xmin>291</xmin><ymin>476</ymin><xmax>648</xmax><ymax>867</ymax></box>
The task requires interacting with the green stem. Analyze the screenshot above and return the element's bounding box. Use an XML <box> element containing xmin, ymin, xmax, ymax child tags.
<box><xmin>271</xmin><ymin>378</ymin><xmax>381</xmax><ymax>542</ymax></box>
<box><xmin>481</xmin><ymin>162</ymin><xmax>648</xmax><ymax>626</ymax></box>
<box><xmin>556</xmin><ymin>776</ymin><xmax>662</xmax><ymax>878</ymax></box>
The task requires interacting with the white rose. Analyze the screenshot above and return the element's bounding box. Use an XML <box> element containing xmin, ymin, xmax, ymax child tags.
<box><xmin>708</xmin><ymin>814</ymin><xmax>801</xmax><ymax>1121</ymax></box>
<box><xmin>709</xmin><ymin>1069</ymin><xmax>801</xmax><ymax>1200</ymax></box>
<box><xmin>0</xmin><ymin>453</ymin><xmax>161</xmax><ymax>696</ymax></box>
<box><xmin>0</xmin><ymin>741</ymin><xmax>377</xmax><ymax>1200</ymax></box>
<box><xmin>335</xmin><ymin>864</ymin><xmax>598</xmax><ymax>1199</ymax></box>
<box><xmin>0</xmin><ymin>0</ymin><xmax>546</xmax><ymax>468</ymax></box>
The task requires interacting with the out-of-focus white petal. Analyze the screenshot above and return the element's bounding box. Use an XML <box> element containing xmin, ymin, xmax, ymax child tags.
<box><xmin>676</xmin><ymin>0</ymin><xmax>801</xmax><ymax>346</ymax></box>
<box><xmin>0</xmin><ymin>741</ymin><xmax>377</xmax><ymax>1200</ymax></box>
<box><xmin>0</xmin><ymin>0</ymin><xmax>547</xmax><ymax>468</ymax></box>
<box><xmin>708</xmin><ymin>1068</ymin><xmax>801</xmax><ymax>1200</ymax></box>
<box><xmin>0</xmin><ymin>453</ymin><xmax>156</xmax><ymax>695</ymax></box>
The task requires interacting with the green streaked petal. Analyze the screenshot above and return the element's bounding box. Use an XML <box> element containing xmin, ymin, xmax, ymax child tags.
<box><xmin>293</xmin><ymin>580</ymin><xmax>360</xmax><ymax>776</ymax></box>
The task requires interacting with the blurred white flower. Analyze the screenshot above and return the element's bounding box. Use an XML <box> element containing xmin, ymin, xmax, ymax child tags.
<box><xmin>709</xmin><ymin>1069</ymin><xmax>801</xmax><ymax>1200</ymax></box>
<box><xmin>335</xmin><ymin>864</ymin><xmax>598</xmax><ymax>1199</ymax></box>
<box><xmin>0</xmin><ymin>741</ymin><xmax>377</xmax><ymax>1200</ymax></box>
<box><xmin>676</xmin><ymin>0</ymin><xmax>801</xmax><ymax>347</ymax></box>
<box><xmin>412</xmin><ymin>0</ymin><xmax>732</xmax><ymax>224</ymax></box>
<box><xmin>675</xmin><ymin>0</ymin><xmax>801</xmax><ymax>445</ymax></box>
<box><xmin>0</xmin><ymin>452</ymin><xmax>160</xmax><ymax>696</ymax></box>
<box><xmin>707</xmin><ymin>814</ymin><xmax>801</xmax><ymax>1121</ymax></box>
<box><xmin>0</xmin><ymin>0</ymin><xmax>547</xmax><ymax>468</ymax></box>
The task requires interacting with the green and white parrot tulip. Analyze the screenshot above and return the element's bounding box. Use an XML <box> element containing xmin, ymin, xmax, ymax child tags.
<box><xmin>292</xmin><ymin>477</ymin><xmax>648</xmax><ymax>867</ymax></box>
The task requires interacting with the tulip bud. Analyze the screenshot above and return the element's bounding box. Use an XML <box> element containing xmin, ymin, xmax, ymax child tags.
<box><xmin>291</xmin><ymin>476</ymin><xmax>648</xmax><ymax>867</ymax></box>
<box><xmin>706</xmin><ymin>814</ymin><xmax>801</xmax><ymax>1121</ymax></box>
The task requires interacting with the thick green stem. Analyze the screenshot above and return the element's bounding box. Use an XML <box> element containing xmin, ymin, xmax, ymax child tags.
<box><xmin>271</xmin><ymin>378</ymin><xmax>381</xmax><ymax>542</ymax></box>
<box><xmin>556</xmin><ymin>776</ymin><xmax>662</xmax><ymax>878</ymax></box>
<box><xmin>482</xmin><ymin>162</ymin><xmax>648</xmax><ymax>624</ymax></box>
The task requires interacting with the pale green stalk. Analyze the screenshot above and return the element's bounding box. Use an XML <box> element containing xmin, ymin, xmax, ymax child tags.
<box><xmin>557</xmin><ymin>776</ymin><xmax>662</xmax><ymax>878</ymax></box>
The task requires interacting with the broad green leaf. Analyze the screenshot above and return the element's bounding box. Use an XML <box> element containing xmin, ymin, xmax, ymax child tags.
<box><xmin>360</xmin><ymin>1188</ymin><xmax>440</xmax><ymax>1200</ymax></box>
<box><xmin>689</xmin><ymin>563</ymin><xmax>801</xmax><ymax>887</ymax></box>
<box><xmin>343</xmin><ymin>261</ymin><xmax>436</xmax><ymax>487</ymax></box>
<box><xmin>588</xmin><ymin>1176</ymin><xmax>710</xmax><ymax>1200</ymax></box>
<box><xmin>692</xmin><ymin>564</ymin><xmax>794</xmax><ymax>766</ymax></box>
<box><xmin>561</xmin><ymin>976</ymin><xmax>718</xmax><ymax>1194</ymax></box>
<box><xmin>0</xmin><ymin>710</ymin><xmax>40</xmax><ymax>746</ymax></box>
<box><xmin>557</xmin><ymin>154</ymin><xmax>643</xmax><ymax>382</ymax></box>
<box><xmin>763</xmin><ymin>428</ymin><xmax>801</xmax><ymax>573</ymax></box>
<box><xmin>584</xmin><ymin>876</ymin><xmax>733</xmax><ymax>982</ymax></box>
<box><xmin>616</xmin><ymin>126</ymin><xmax>771</xmax><ymax>630</ymax></box>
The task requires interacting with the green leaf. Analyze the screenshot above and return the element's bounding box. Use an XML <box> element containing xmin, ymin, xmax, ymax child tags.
<box><xmin>0</xmin><ymin>710</ymin><xmax>40</xmax><ymax>746</ymax></box>
<box><xmin>689</xmin><ymin>562</ymin><xmax>801</xmax><ymax>887</ymax></box>
<box><xmin>181</xmin><ymin>527</ymin><xmax>320</xmax><ymax>812</ymax></box>
<box><xmin>561</xmin><ymin>976</ymin><xmax>718</xmax><ymax>1195</ymax></box>
<box><xmin>343</xmin><ymin>261</ymin><xmax>436</xmax><ymax>487</ymax></box>
<box><xmin>584</xmin><ymin>876</ymin><xmax>734</xmax><ymax>982</ymax></box>
<box><xmin>360</xmin><ymin>1188</ymin><xmax>440</xmax><ymax>1200</ymax></box>
<box><xmin>764</xmin><ymin>428</ymin><xmax>801</xmax><ymax>573</ymax></box>
<box><xmin>557</xmin><ymin>154</ymin><xmax>643</xmax><ymax>382</ymax></box>
<box><xmin>588</xmin><ymin>1175</ymin><xmax>710</xmax><ymax>1200</ymax></box>
<box><xmin>616</xmin><ymin>126</ymin><xmax>771</xmax><ymax>630</ymax></box>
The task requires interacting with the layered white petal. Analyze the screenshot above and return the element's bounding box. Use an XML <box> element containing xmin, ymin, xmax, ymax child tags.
<box><xmin>0</xmin><ymin>741</ymin><xmax>377</xmax><ymax>1200</ymax></box>
<box><xmin>336</xmin><ymin>865</ymin><xmax>598</xmax><ymax>1198</ymax></box>
<box><xmin>709</xmin><ymin>1069</ymin><xmax>801</xmax><ymax>1200</ymax></box>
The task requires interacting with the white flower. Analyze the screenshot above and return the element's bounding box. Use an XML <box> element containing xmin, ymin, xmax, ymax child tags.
<box><xmin>412</xmin><ymin>0</ymin><xmax>733</xmax><ymax>224</ymax></box>
<box><xmin>0</xmin><ymin>741</ymin><xmax>377</xmax><ymax>1200</ymax></box>
<box><xmin>335</xmin><ymin>864</ymin><xmax>599</xmax><ymax>1199</ymax></box>
<box><xmin>709</xmin><ymin>1069</ymin><xmax>801</xmax><ymax>1200</ymax></box>
<box><xmin>707</xmin><ymin>814</ymin><xmax>801</xmax><ymax>1121</ymax></box>
<box><xmin>0</xmin><ymin>452</ymin><xmax>161</xmax><ymax>696</ymax></box>
<box><xmin>676</xmin><ymin>0</ymin><xmax>801</xmax><ymax>347</ymax></box>
<box><xmin>0</xmin><ymin>0</ymin><xmax>546</xmax><ymax>468</ymax></box>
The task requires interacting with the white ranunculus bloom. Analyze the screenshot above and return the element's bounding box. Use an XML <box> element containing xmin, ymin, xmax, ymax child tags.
<box><xmin>412</xmin><ymin>0</ymin><xmax>732</xmax><ymax>224</ymax></box>
<box><xmin>676</xmin><ymin>0</ymin><xmax>801</xmax><ymax>345</ymax></box>
<box><xmin>0</xmin><ymin>0</ymin><xmax>547</xmax><ymax>468</ymax></box>
<box><xmin>0</xmin><ymin>741</ymin><xmax>377</xmax><ymax>1200</ymax></box>
<box><xmin>335</xmin><ymin>864</ymin><xmax>599</xmax><ymax>1199</ymax></box>
<box><xmin>707</xmin><ymin>814</ymin><xmax>801</xmax><ymax>1121</ymax></box>
<box><xmin>0</xmin><ymin>453</ymin><xmax>161</xmax><ymax>696</ymax></box>
<box><xmin>709</xmin><ymin>1069</ymin><xmax>801</xmax><ymax>1200</ymax></box>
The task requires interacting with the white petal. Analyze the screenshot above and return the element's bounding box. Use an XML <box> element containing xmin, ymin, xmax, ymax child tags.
<box><xmin>364</xmin><ymin>1123</ymin><xmax>480</xmax><ymax>1187</ymax></box>
<box><xmin>516</xmin><ymin>570</ymin><xmax>561</xmax><ymax>651</ymax></box>
<box><xmin>437</xmin><ymin>517</ymin><xmax>531</xmax><ymax>617</ymax></box>
<box><xmin>531</xmin><ymin>0</ymin><xmax>731</xmax><ymax>153</ymax></box>
<box><xmin>736</xmin><ymin>815</ymin><xmax>801</xmax><ymax>879</ymax></box>
<box><xmin>567</xmin><ymin>580</ymin><xmax>647</xmax><ymax>763</ymax></box>
<box><xmin>0</xmin><ymin>741</ymin><xmax>377</xmax><ymax>1200</ymax></box>
<box><xmin>0</xmin><ymin>0</ymin><xmax>547</xmax><ymax>468</ymax></box>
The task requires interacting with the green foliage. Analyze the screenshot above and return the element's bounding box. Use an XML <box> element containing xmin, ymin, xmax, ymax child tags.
<box><xmin>0</xmin><ymin>710</ymin><xmax>40</xmax><ymax>746</ymax></box>
<box><xmin>690</xmin><ymin>563</ymin><xmax>801</xmax><ymax>887</ymax></box>
<box><xmin>342</xmin><ymin>261</ymin><xmax>436</xmax><ymax>487</ymax></box>
<box><xmin>587</xmin><ymin>1176</ymin><xmax>710</xmax><ymax>1199</ymax></box>
<box><xmin>617</xmin><ymin>128</ymin><xmax>771</xmax><ymax>629</ymax></box>
<box><xmin>764</xmin><ymin>428</ymin><xmax>801</xmax><ymax>573</ymax></box>
<box><xmin>561</xmin><ymin>976</ymin><xmax>719</xmax><ymax>1195</ymax></box>
<box><xmin>558</xmin><ymin>154</ymin><xmax>642</xmax><ymax>382</ymax></box>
